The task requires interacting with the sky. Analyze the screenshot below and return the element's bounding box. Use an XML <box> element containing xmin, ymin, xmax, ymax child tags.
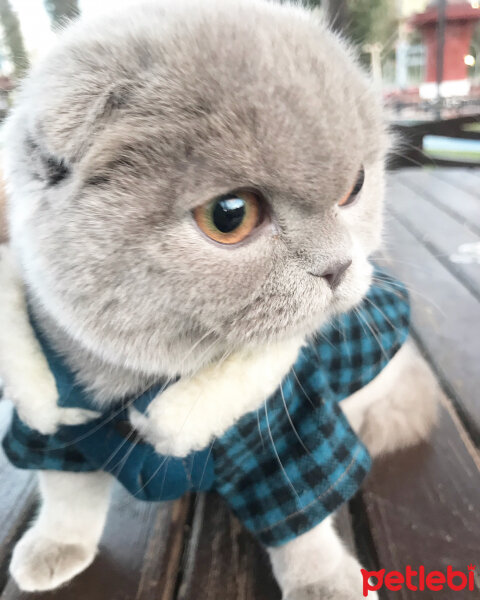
<box><xmin>9</xmin><ymin>0</ymin><xmax>141</xmax><ymax>60</ymax></box>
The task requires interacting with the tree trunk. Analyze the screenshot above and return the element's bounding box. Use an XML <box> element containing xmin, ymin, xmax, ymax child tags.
<box><xmin>0</xmin><ymin>0</ymin><xmax>29</xmax><ymax>78</ymax></box>
<box><xmin>44</xmin><ymin>0</ymin><xmax>80</xmax><ymax>28</ymax></box>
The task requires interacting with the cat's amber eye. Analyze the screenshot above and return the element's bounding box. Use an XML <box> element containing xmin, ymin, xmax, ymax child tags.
<box><xmin>338</xmin><ymin>167</ymin><xmax>365</xmax><ymax>208</ymax></box>
<box><xmin>193</xmin><ymin>190</ymin><xmax>263</xmax><ymax>245</ymax></box>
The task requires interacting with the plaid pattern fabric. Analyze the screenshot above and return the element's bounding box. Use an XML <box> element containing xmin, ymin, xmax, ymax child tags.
<box><xmin>5</xmin><ymin>411</ymin><xmax>93</xmax><ymax>472</ymax></box>
<box><xmin>2</xmin><ymin>268</ymin><xmax>409</xmax><ymax>546</ymax></box>
<box><xmin>213</xmin><ymin>271</ymin><xmax>410</xmax><ymax>545</ymax></box>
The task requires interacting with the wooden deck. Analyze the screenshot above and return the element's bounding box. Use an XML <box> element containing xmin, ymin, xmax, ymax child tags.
<box><xmin>0</xmin><ymin>167</ymin><xmax>479</xmax><ymax>599</ymax></box>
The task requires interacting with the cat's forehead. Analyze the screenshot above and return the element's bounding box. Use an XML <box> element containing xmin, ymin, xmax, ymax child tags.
<box><xmin>27</xmin><ymin>0</ymin><xmax>385</xmax><ymax>204</ymax></box>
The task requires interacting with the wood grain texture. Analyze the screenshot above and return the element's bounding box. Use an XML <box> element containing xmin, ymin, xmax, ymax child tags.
<box><xmin>177</xmin><ymin>493</ymin><xmax>281</xmax><ymax>600</ymax></box>
<box><xmin>394</xmin><ymin>169</ymin><xmax>480</xmax><ymax>234</ymax></box>
<box><xmin>362</xmin><ymin>397</ymin><xmax>480</xmax><ymax>599</ymax></box>
<box><xmin>434</xmin><ymin>168</ymin><xmax>480</xmax><ymax>199</ymax></box>
<box><xmin>380</xmin><ymin>206</ymin><xmax>480</xmax><ymax>440</ymax></box>
<box><xmin>135</xmin><ymin>495</ymin><xmax>191</xmax><ymax>600</ymax></box>
<box><xmin>364</xmin><ymin>169</ymin><xmax>480</xmax><ymax>597</ymax></box>
<box><xmin>334</xmin><ymin>503</ymin><xmax>357</xmax><ymax>556</ymax></box>
<box><xmin>386</xmin><ymin>177</ymin><xmax>480</xmax><ymax>301</ymax></box>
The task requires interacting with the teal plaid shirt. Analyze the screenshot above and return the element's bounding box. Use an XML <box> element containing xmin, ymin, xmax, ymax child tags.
<box><xmin>3</xmin><ymin>269</ymin><xmax>410</xmax><ymax>546</ymax></box>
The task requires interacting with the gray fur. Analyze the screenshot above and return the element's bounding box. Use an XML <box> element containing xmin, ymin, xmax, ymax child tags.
<box><xmin>4</xmin><ymin>0</ymin><xmax>388</xmax><ymax>403</ymax></box>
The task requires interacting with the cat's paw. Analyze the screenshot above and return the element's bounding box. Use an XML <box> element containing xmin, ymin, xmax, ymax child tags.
<box><xmin>284</xmin><ymin>556</ymin><xmax>377</xmax><ymax>600</ymax></box>
<box><xmin>10</xmin><ymin>529</ymin><xmax>97</xmax><ymax>591</ymax></box>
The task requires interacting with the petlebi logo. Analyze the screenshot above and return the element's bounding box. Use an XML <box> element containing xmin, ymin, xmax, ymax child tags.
<box><xmin>361</xmin><ymin>565</ymin><xmax>476</xmax><ymax>596</ymax></box>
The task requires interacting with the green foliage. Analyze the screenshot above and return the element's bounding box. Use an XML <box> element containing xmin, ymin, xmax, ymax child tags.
<box><xmin>0</xmin><ymin>0</ymin><xmax>29</xmax><ymax>78</ymax></box>
<box><xmin>44</xmin><ymin>0</ymin><xmax>80</xmax><ymax>27</ymax></box>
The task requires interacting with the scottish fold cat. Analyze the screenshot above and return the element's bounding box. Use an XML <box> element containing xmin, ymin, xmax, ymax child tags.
<box><xmin>0</xmin><ymin>1</ymin><xmax>439</xmax><ymax>597</ymax></box>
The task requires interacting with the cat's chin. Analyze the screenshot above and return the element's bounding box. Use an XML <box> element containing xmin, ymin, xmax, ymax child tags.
<box><xmin>330</xmin><ymin>281</ymin><xmax>371</xmax><ymax>318</ymax></box>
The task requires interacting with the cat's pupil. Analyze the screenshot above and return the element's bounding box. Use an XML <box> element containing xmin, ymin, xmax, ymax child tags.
<box><xmin>212</xmin><ymin>197</ymin><xmax>246</xmax><ymax>233</ymax></box>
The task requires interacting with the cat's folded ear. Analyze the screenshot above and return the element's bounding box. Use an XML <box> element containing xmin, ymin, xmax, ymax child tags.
<box><xmin>99</xmin><ymin>80</ymin><xmax>133</xmax><ymax>121</ymax></box>
<box><xmin>23</xmin><ymin>136</ymin><xmax>71</xmax><ymax>188</ymax></box>
<box><xmin>21</xmin><ymin>79</ymin><xmax>134</xmax><ymax>189</ymax></box>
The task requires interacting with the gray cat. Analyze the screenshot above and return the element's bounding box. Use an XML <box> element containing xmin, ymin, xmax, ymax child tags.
<box><xmin>0</xmin><ymin>1</ymin><xmax>439</xmax><ymax>598</ymax></box>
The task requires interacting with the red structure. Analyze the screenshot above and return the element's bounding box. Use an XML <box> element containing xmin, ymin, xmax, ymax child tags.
<box><xmin>411</xmin><ymin>1</ymin><xmax>480</xmax><ymax>97</ymax></box>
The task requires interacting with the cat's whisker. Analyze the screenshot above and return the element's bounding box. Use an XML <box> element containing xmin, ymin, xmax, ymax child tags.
<box><xmin>194</xmin><ymin>440</ymin><xmax>216</xmax><ymax>509</ymax></box>
<box><xmin>371</xmin><ymin>277</ymin><xmax>446</xmax><ymax>316</ymax></box>
<box><xmin>107</xmin><ymin>426</ymin><xmax>145</xmax><ymax>477</ymax></box>
<box><xmin>353</xmin><ymin>306</ymin><xmax>371</xmax><ymax>343</ymax></box>
<box><xmin>387</xmin><ymin>149</ymin><xmax>427</xmax><ymax>169</ymax></box>
<box><xmin>280</xmin><ymin>383</ymin><xmax>312</xmax><ymax>456</ymax></box>
<box><xmin>312</xmin><ymin>328</ymin><xmax>337</xmax><ymax>351</ymax></box>
<box><xmin>291</xmin><ymin>367</ymin><xmax>316</xmax><ymax>409</ymax></box>
<box><xmin>37</xmin><ymin>375</ymin><xmax>176</xmax><ymax>454</ymax></box>
<box><xmin>353</xmin><ymin>307</ymin><xmax>390</xmax><ymax>362</ymax></box>
<box><xmin>264</xmin><ymin>400</ymin><xmax>300</xmax><ymax>501</ymax></box>
<box><xmin>180</xmin><ymin>327</ymin><xmax>218</xmax><ymax>371</ymax></box>
<box><xmin>257</xmin><ymin>407</ymin><xmax>266</xmax><ymax>449</ymax></box>
<box><xmin>374</xmin><ymin>254</ymin><xmax>433</xmax><ymax>273</ymax></box>
<box><xmin>98</xmin><ymin>427</ymin><xmax>137</xmax><ymax>473</ymax></box>
<box><xmin>363</xmin><ymin>296</ymin><xmax>400</xmax><ymax>334</ymax></box>
<box><xmin>130</xmin><ymin>454</ymin><xmax>171</xmax><ymax>499</ymax></box>
<box><xmin>32</xmin><ymin>396</ymin><xmax>139</xmax><ymax>453</ymax></box>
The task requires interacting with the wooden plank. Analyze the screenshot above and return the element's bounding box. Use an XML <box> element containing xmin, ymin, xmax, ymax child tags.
<box><xmin>367</xmin><ymin>172</ymin><xmax>480</xmax><ymax>596</ymax></box>
<box><xmin>362</xmin><ymin>394</ymin><xmax>480</xmax><ymax>599</ymax></box>
<box><xmin>135</xmin><ymin>495</ymin><xmax>191</xmax><ymax>600</ymax></box>
<box><xmin>378</xmin><ymin>212</ymin><xmax>480</xmax><ymax>440</ymax></box>
<box><xmin>395</xmin><ymin>169</ymin><xmax>480</xmax><ymax>234</ymax></box>
<box><xmin>386</xmin><ymin>177</ymin><xmax>480</xmax><ymax>301</ymax></box>
<box><xmin>1</xmin><ymin>479</ymin><xmax>189</xmax><ymax>600</ymax></box>
<box><xmin>176</xmin><ymin>492</ymin><xmax>361</xmax><ymax>600</ymax></box>
<box><xmin>434</xmin><ymin>168</ymin><xmax>480</xmax><ymax>198</ymax></box>
<box><xmin>177</xmin><ymin>493</ymin><xmax>281</xmax><ymax>600</ymax></box>
<box><xmin>334</xmin><ymin>504</ymin><xmax>357</xmax><ymax>556</ymax></box>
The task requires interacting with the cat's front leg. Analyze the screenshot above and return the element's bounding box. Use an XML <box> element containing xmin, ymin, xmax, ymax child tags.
<box><xmin>10</xmin><ymin>471</ymin><xmax>113</xmax><ymax>592</ymax></box>
<box><xmin>268</xmin><ymin>514</ymin><xmax>377</xmax><ymax>600</ymax></box>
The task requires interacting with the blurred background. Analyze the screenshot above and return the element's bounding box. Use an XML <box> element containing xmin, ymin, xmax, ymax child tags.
<box><xmin>0</xmin><ymin>1</ymin><xmax>479</xmax><ymax>163</ymax></box>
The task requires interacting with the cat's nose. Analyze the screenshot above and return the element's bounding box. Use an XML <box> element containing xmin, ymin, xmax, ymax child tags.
<box><xmin>310</xmin><ymin>259</ymin><xmax>352</xmax><ymax>290</ymax></box>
